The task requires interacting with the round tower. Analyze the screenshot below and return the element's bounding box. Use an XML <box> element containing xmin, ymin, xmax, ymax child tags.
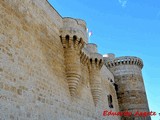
<box><xmin>104</xmin><ymin>55</ymin><xmax>150</xmax><ymax>120</ymax></box>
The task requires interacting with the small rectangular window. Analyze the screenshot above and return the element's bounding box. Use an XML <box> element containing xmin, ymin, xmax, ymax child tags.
<box><xmin>108</xmin><ymin>94</ymin><xmax>113</xmax><ymax>108</ymax></box>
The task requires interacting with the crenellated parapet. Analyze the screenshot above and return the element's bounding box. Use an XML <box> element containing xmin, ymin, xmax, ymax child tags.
<box><xmin>104</xmin><ymin>56</ymin><xmax>143</xmax><ymax>69</ymax></box>
<box><xmin>60</xmin><ymin>17</ymin><xmax>88</xmax><ymax>43</ymax></box>
<box><xmin>87</xmin><ymin>43</ymin><xmax>103</xmax><ymax>70</ymax></box>
<box><xmin>89</xmin><ymin>53</ymin><xmax>104</xmax><ymax>70</ymax></box>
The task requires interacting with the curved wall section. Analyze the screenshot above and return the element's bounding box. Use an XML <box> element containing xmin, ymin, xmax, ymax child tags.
<box><xmin>104</xmin><ymin>56</ymin><xmax>150</xmax><ymax>120</ymax></box>
<box><xmin>60</xmin><ymin>17</ymin><xmax>88</xmax><ymax>43</ymax></box>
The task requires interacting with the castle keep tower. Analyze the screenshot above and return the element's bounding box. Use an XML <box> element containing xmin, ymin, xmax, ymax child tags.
<box><xmin>104</xmin><ymin>54</ymin><xmax>150</xmax><ymax>120</ymax></box>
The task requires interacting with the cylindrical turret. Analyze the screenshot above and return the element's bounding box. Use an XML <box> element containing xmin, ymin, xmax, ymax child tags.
<box><xmin>104</xmin><ymin>56</ymin><xmax>150</xmax><ymax>120</ymax></box>
<box><xmin>87</xmin><ymin>44</ymin><xmax>103</xmax><ymax>106</ymax></box>
<box><xmin>60</xmin><ymin>17</ymin><xmax>88</xmax><ymax>43</ymax></box>
<box><xmin>103</xmin><ymin>53</ymin><xmax>115</xmax><ymax>60</ymax></box>
<box><xmin>86</xmin><ymin>43</ymin><xmax>97</xmax><ymax>53</ymax></box>
<box><xmin>60</xmin><ymin>18</ymin><xmax>87</xmax><ymax>96</ymax></box>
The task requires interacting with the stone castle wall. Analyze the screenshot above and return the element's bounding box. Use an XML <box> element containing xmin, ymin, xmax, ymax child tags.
<box><xmin>0</xmin><ymin>0</ymin><xmax>120</xmax><ymax>120</ymax></box>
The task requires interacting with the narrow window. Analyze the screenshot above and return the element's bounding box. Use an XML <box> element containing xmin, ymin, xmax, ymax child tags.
<box><xmin>108</xmin><ymin>94</ymin><xmax>113</xmax><ymax>108</ymax></box>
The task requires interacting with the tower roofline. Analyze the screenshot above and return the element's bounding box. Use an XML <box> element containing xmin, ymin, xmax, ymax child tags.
<box><xmin>63</xmin><ymin>17</ymin><xmax>86</xmax><ymax>25</ymax></box>
<box><xmin>104</xmin><ymin>56</ymin><xmax>143</xmax><ymax>69</ymax></box>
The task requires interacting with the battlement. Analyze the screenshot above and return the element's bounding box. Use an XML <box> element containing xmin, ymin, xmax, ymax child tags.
<box><xmin>0</xmin><ymin>0</ymin><xmax>150</xmax><ymax>119</ymax></box>
<box><xmin>80</xmin><ymin>47</ymin><xmax>90</xmax><ymax>64</ymax></box>
<box><xmin>104</xmin><ymin>55</ymin><xmax>143</xmax><ymax>69</ymax></box>
<box><xmin>80</xmin><ymin>43</ymin><xmax>104</xmax><ymax>68</ymax></box>
<box><xmin>60</xmin><ymin>17</ymin><xmax>88</xmax><ymax>43</ymax></box>
<box><xmin>86</xmin><ymin>43</ymin><xmax>97</xmax><ymax>53</ymax></box>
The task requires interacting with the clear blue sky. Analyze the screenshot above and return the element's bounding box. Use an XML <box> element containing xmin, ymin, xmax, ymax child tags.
<box><xmin>48</xmin><ymin>0</ymin><xmax>160</xmax><ymax>119</ymax></box>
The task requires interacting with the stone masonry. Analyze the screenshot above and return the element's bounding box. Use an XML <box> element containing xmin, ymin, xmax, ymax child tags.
<box><xmin>0</xmin><ymin>0</ymin><xmax>150</xmax><ymax>120</ymax></box>
<box><xmin>104</xmin><ymin>54</ymin><xmax>151</xmax><ymax>120</ymax></box>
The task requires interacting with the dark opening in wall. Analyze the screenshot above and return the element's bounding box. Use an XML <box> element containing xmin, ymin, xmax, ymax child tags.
<box><xmin>73</xmin><ymin>35</ymin><xmax>77</xmax><ymax>41</ymax></box>
<box><xmin>65</xmin><ymin>35</ymin><xmax>69</xmax><ymax>40</ymax></box>
<box><xmin>113</xmin><ymin>83</ymin><xmax>118</xmax><ymax>92</ymax></box>
<box><xmin>108</xmin><ymin>95</ymin><xmax>113</xmax><ymax>108</ymax></box>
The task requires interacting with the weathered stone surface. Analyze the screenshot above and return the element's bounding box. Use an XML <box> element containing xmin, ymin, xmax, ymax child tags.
<box><xmin>88</xmin><ymin>53</ymin><xmax>103</xmax><ymax>106</ymax></box>
<box><xmin>0</xmin><ymin>0</ymin><xmax>150</xmax><ymax>120</ymax></box>
<box><xmin>105</xmin><ymin>56</ymin><xmax>151</xmax><ymax>120</ymax></box>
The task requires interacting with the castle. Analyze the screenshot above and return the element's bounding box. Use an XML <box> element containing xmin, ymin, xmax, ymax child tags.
<box><xmin>0</xmin><ymin>0</ymin><xmax>150</xmax><ymax>120</ymax></box>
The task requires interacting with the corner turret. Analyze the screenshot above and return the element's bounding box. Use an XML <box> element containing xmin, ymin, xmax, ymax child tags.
<box><xmin>104</xmin><ymin>54</ymin><xmax>150</xmax><ymax>120</ymax></box>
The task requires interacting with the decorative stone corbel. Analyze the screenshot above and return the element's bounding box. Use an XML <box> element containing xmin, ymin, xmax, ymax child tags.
<box><xmin>87</xmin><ymin>44</ymin><xmax>103</xmax><ymax>106</ymax></box>
<box><xmin>61</xmin><ymin>35</ymin><xmax>85</xmax><ymax>96</ymax></box>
